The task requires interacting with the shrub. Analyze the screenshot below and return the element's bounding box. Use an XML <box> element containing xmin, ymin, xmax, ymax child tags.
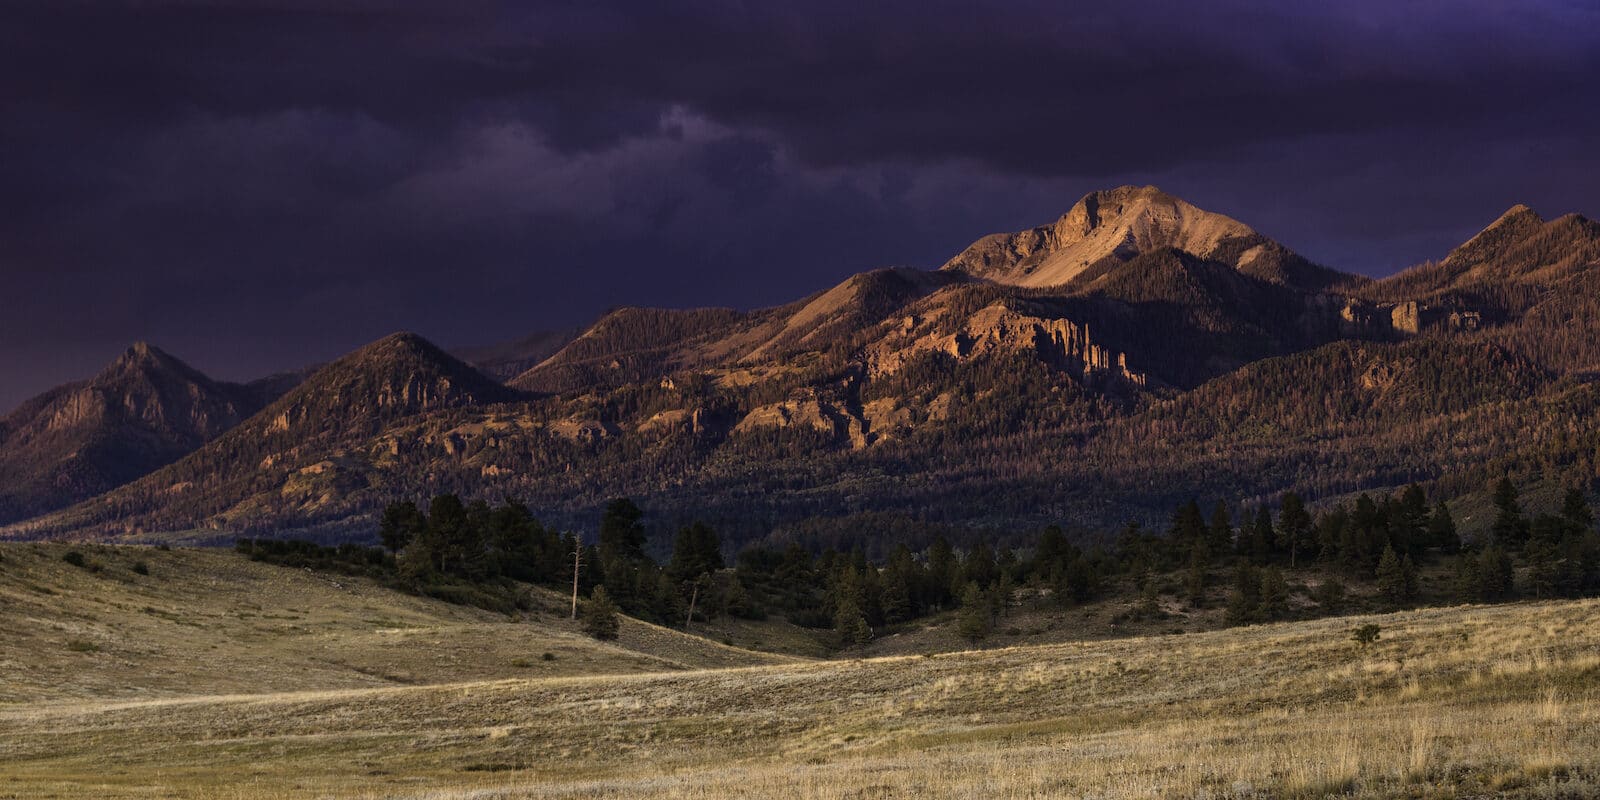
<box><xmin>541</xmin><ymin>652</ymin><xmax>556</xmax><ymax>661</ymax></box>
<box><xmin>1352</xmin><ymin>623</ymin><xmax>1382</xmax><ymax>646</ymax></box>
<box><xmin>62</xmin><ymin>551</ymin><xmax>87</xmax><ymax>568</ymax></box>
<box><xmin>132</xmin><ymin>561</ymin><xmax>150</xmax><ymax>576</ymax></box>
<box><xmin>66</xmin><ymin>639</ymin><xmax>99</xmax><ymax>653</ymax></box>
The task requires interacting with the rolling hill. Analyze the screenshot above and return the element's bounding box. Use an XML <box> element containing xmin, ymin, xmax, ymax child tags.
<box><xmin>3</xmin><ymin>540</ymin><xmax>1595</xmax><ymax>799</ymax></box>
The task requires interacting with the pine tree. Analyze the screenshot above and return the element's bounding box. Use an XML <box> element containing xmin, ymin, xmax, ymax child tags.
<box><xmin>956</xmin><ymin>582</ymin><xmax>991</xmax><ymax>643</ymax></box>
<box><xmin>1376</xmin><ymin>545</ymin><xmax>1408</xmax><ymax>606</ymax></box>
<box><xmin>378</xmin><ymin>500</ymin><xmax>425</xmax><ymax>553</ymax></box>
<box><xmin>1561</xmin><ymin>487</ymin><xmax>1593</xmax><ymax>534</ymax></box>
<box><xmin>850</xmin><ymin>614</ymin><xmax>874</xmax><ymax>646</ymax></box>
<box><xmin>1225</xmin><ymin>563</ymin><xmax>1261</xmax><ymax>625</ymax></box>
<box><xmin>668</xmin><ymin>521</ymin><xmax>724</xmax><ymax>584</ymax></box>
<box><xmin>1208</xmin><ymin>501</ymin><xmax>1234</xmax><ymax>555</ymax></box>
<box><xmin>1170</xmin><ymin>499</ymin><xmax>1206</xmax><ymax>550</ymax></box>
<box><xmin>1479</xmin><ymin>546</ymin><xmax>1514</xmax><ymax>600</ymax></box>
<box><xmin>598</xmin><ymin>498</ymin><xmax>647</xmax><ymax>562</ymax></box>
<box><xmin>1427</xmin><ymin>501</ymin><xmax>1460</xmax><ymax>554</ymax></box>
<box><xmin>1453</xmin><ymin>553</ymin><xmax>1485</xmax><ymax>603</ymax></box>
<box><xmin>1490</xmin><ymin>478</ymin><xmax>1529</xmax><ymax>550</ymax></box>
<box><xmin>1249</xmin><ymin>507</ymin><xmax>1275</xmax><ymax>565</ymax></box>
<box><xmin>583</xmin><ymin>586</ymin><xmax>620</xmax><ymax>640</ymax></box>
<box><xmin>1277</xmin><ymin>493</ymin><xmax>1313</xmax><ymax>569</ymax></box>
<box><xmin>1526</xmin><ymin>540</ymin><xmax>1561</xmax><ymax>599</ymax></box>
<box><xmin>1258</xmin><ymin>567</ymin><xmax>1289</xmax><ymax>621</ymax></box>
<box><xmin>880</xmin><ymin>568</ymin><xmax>913</xmax><ymax>624</ymax></box>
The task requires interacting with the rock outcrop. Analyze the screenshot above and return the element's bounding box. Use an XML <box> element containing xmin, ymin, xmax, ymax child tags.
<box><xmin>870</xmin><ymin>301</ymin><xmax>1146</xmax><ymax>388</ymax></box>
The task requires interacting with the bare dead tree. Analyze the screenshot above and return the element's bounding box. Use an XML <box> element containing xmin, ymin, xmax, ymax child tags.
<box><xmin>570</xmin><ymin>539</ymin><xmax>584</xmax><ymax>620</ymax></box>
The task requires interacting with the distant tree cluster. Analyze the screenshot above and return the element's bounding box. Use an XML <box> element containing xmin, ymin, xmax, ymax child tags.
<box><xmin>239</xmin><ymin>476</ymin><xmax>1598</xmax><ymax>648</ymax></box>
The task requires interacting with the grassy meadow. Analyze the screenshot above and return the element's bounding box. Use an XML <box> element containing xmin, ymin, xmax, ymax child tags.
<box><xmin>2</xmin><ymin>542</ymin><xmax>1598</xmax><ymax>798</ymax></box>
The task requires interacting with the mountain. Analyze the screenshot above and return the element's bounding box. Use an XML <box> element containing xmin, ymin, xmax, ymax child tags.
<box><xmin>1373</xmin><ymin>205</ymin><xmax>1600</xmax><ymax>300</ymax></box>
<box><xmin>1365</xmin><ymin>204</ymin><xmax>1600</xmax><ymax>375</ymax></box>
<box><xmin>940</xmin><ymin>185</ymin><xmax>1354</xmax><ymax>291</ymax></box>
<box><xmin>3</xmin><ymin>332</ymin><xmax>518</xmax><ymax>539</ymax></box>
<box><xmin>0</xmin><ymin>344</ymin><xmax>284</xmax><ymax>524</ymax></box>
<box><xmin>8</xmin><ymin>191</ymin><xmax>1600</xmax><ymax>547</ymax></box>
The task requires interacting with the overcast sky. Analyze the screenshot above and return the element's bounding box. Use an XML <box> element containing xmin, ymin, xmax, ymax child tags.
<box><xmin>4</xmin><ymin>0</ymin><xmax>1599</xmax><ymax>409</ymax></box>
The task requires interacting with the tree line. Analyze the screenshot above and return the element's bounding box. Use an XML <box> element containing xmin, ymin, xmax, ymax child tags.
<box><xmin>239</xmin><ymin>477</ymin><xmax>1598</xmax><ymax>646</ymax></box>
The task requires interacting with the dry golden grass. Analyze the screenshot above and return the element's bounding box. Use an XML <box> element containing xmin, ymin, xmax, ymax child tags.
<box><xmin>0</xmin><ymin>542</ymin><xmax>798</xmax><ymax>705</ymax></box>
<box><xmin>3</xmin><ymin>542</ymin><xmax>1598</xmax><ymax>799</ymax></box>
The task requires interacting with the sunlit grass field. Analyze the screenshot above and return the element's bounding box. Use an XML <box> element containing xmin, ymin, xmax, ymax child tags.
<box><xmin>2</xmin><ymin>543</ymin><xmax>1598</xmax><ymax>798</ymax></box>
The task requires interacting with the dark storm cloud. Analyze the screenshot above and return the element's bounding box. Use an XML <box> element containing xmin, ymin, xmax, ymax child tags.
<box><xmin>3</xmin><ymin>0</ymin><xmax>1599</xmax><ymax>408</ymax></box>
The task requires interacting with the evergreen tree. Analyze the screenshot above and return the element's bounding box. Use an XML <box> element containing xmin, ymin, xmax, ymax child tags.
<box><xmin>1490</xmin><ymin>478</ymin><xmax>1529</xmax><ymax>550</ymax></box>
<box><xmin>1526</xmin><ymin>539</ymin><xmax>1561</xmax><ymax>599</ymax></box>
<box><xmin>849</xmin><ymin>614</ymin><xmax>874</xmax><ymax>646</ymax></box>
<box><xmin>1225</xmin><ymin>563</ymin><xmax>1262</xmax><ymax>625</ymax></box>
<box><xmin>668</xmin><ymin>521</ymin><xmax>724</xmax><ymax>584</ymax></box>
<box><xmin>1561</xmin><ymin>487</ymin><xmax>1594</xmax><ymax>533</ymax></box>
<box><xmin>833</xmin><ymin>567</ymin><xmax>868</xmax><ymax>639</ymax></box>
<box><xmin>1208</xmin><ymin>501</ymin><xmax>1235</xmax><ymax>555</ymax></box>
<box><xmin>1258</xmin><ymin>567</ymin><xmax>1289</xmax><ymax>621</ymax></box>
<box><xmin>596</xmin><ymin>499</ymin><xmax>652</xmax><ymax>616</ymax></box>
<box><xmin>964</xmin><ymin>542</ymin><xmax>998</xmax><ymax>589</ymax></box>
<box><xmin>583</xmin><ymin>586</ymin><xmax>620</xmax><ymax>640</ymax></box>
<box><xmin>378</xmin><ymin>500</ymin><xmax>425</xmax><ymax>554</ymax></box>
<box><xmin>880</xmin><ymin>568</ymin><xmax>914</xmax><ymax>623</ymax></box>
<box><xmin>956</xmin><ymin>582</ymin><xmax>991</xmax><ymax>643</ymax></box>
<box><xmin>1248</xmin><ymin>506</ymin><xmax>1275</xmax><ymax>565</ymax></box>
<box><xmin>1453</xmin><ymin>553</ymin><xmax>1484</xmax><ymax>603</ymax></box>
<box><xmin>1376</xmin><ymin>545</ymin><xmax>1412</xmax><ymax>606</ymax></box>
<box><xmin>1170</xmin><ymin>499</ymin><xmax>1206</xmax><ymax>550</ymax></box>
<box><xmin>1393</xmin><ymin>484</ymin><xmax>1429</xmax><ymax>558</ymax></box>
<box><xmin>1479</xmin><ymin>546</ymin><xmax>1515</xmax><ymax>600</ymax></box>
<box><xmin>1427</xmin><ymin>501</ymin><xmax>1460</xmax><ymax>554</ymax></box>
<box><xmin>1315</xmin><ymin>504</ymin><xmax>1348</xmax><ymax>562</ymax></box>
<box><xmin>1035</xmin><ymin>525</ymin><xmax>1069</xmax><ymax>575</ymax></box>
<box><xmin>1277</xmin><ymin>492</ymin><xmax>1313</xmax><ymax>568</ymax></box>
<box><xmin>598</xmin><ymin>498</ymin><xmax>647</xmax><ymax>562</ymax></box>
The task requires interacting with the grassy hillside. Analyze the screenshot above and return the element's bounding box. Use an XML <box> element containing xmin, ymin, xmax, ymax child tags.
<box><xmin>1</xmin><ymin>550</ymin><xmax>1596</xmax><ymax>798</ymax></box>
<box><xmin>0</xmin><ymin>542</ymin><xmax>800</xmax><ymax>705</ymax></box>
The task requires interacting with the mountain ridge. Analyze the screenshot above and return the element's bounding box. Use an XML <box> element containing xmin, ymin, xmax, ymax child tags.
<box><xmin>7</xmin><ymin>190</ymin><xmax>1600</xmax><ymax>545</ymax></box>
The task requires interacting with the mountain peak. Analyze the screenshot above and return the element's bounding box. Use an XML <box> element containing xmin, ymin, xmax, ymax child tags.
<box><xmin>939</xmin><ymin>186</ymin><xmax>1328</xmax><ymax>289</ymax></box>
<box><xmin>98</xmin><ymin>341</ymin><xmax>211</xmax><ymax>388</ymax></box>
<box><xmin>111</xmin><ymin>341</ymin><xmax>172</xmax><ymax>368</ymax></box>
<box><xmin>1446</xmin><ymin>204</ymin><xmax>1550</xmax><ymax>267</ymax></box>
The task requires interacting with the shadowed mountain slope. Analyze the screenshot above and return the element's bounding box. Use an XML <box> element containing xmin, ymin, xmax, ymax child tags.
<box><xmin>0</xmin><ymin>344</ymin><xmax>287</xmax><ymax>524</ymax></box>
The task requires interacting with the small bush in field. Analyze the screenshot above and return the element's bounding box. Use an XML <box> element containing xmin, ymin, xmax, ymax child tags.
<box><xmin>62</xmin><ymin>551</ymin><xmax>87</xmax><ymax>568</ymax></box>
<box><xmin>132</xmin><ymin>561</ymin><xmax>150</xmax><ymax>576</ymax></box>
<box><xmin>1352</xmin><ymin>623</ymin><xmax>1382</xmax><ymax>647</ymax></box>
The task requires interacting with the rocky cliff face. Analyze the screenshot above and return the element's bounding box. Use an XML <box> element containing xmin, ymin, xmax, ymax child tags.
<box><xmin>869</xmin><ymin>301</ymin><xmax>1146</xmax><ymax>388</ymax></box>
